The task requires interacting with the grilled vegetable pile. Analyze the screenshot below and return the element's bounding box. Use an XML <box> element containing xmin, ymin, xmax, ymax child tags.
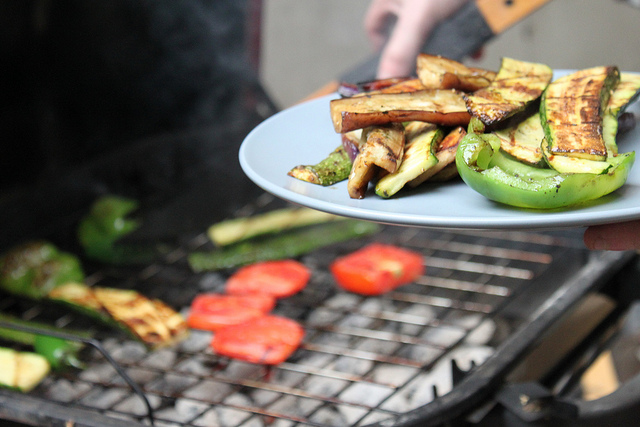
<box><xmin>0</xmin><ymin>241</ymin><xmax>188</xmax><ymax>348</ymax></box>
<box><xmin>289</xmin><ymin>54</ymin><xmax>640</xmax><ymax>209</ymax></box>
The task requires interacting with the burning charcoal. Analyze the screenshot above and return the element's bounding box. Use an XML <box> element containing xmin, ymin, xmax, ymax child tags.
<box><xmin>380</xmin><ymin>372</ymin><xmax>436</xmax><ymax>412</ymax></box>
<box><xmin>79</xmin><ymin>362</ymin><xmax>118</xmax><ymax>383</ymax></box>
<box><xmin>464</xmin><ymin>318</ymin><xmax>497</xmax><ymax>345</ymax></box>
<box><xmin>249</xmin><ymin>388</ymin><xmax>281</xmax><ymax>407</ymax></box>
<box><xmin>45</xmin><ymin>379</ymin><xmax>91</xmax><ymax>403</ymax></box>
<box><xmin>306</xmin><ymin>308</ymin><xmax>342</xmax><ymax>327</ymax></box>
<box><xmin>177</xmin><ymin>329</ymin><xmax>213</xmax><ymax>353</ymax></box>
<box><xmin>191</xmin><ymin>405</ymin><xmax>252</xmax><ymax>427</ymax></box>
<box><xmin>329</xmin><ymin>355</ymin><xmax>373</xmax><ymax>376</ymax></box>
<box><xmin>339</xmin><ymin>382</ymin><xmax>394</xmax><ymax>407</ymax></box>
<box><xmin>79</xmin><ymin>387</ymin><xmax>129</xmax><ymax>410</ymax></box>
<box><xmin>154</xmin><ymin>399</ymin><xmax>209</xmax><ymax>424</ymax></box>
<box><xmin>197</xmin><ymin>272</ymin><xmax>227</xmax><ymax>292</ymax></box>
<box><xmin>357</xmin><ymin>338</ymin><xmax>402</xmax><ymax>355</ymax></box>
<box><xmin>112</xmin><ymin>367</ymin><xmax>160</xmax><ymax>387</ymax></box>
<box><xmin>323</xmin><ymin>293</ymin><xmax>362</xmax><ymax>309</ymax></box>
<box><xmin>219</xmin><ymin>360</ymin><xmax>265</xmax><ymax>381</ymax></box>
<box><xmin>337</xmin><ymin>313</ymin><xmax>374</xmax><ymax>329</ymax></box>
<box><xmin>421</xmin><ymin>325</ymin><xmax>466</xmax><ymax>347</ymax></box>
<box><xmin>336</xmin><ymin>404</ymin><xmax>372</xmax><ymax>425</ymax></box>
<box><xmin>267</xmin><ymin>395</ymin><xmax>322</xmax><ymax>420</ymax></box>
<box><xmin>109</xmin><ymin>341</ymin><xmax>148</xmax><ymax>364</ymax></box>
<box><xmin>308</xmin><ymin>406</ymin><xmax>350</xmax><ymax>426</ymax></box>
<box><xmin>174</xmin><ymin>356</ymin><xmax>212</xmax><ymax>376</ymax></box>
<box><xmin>112</xmin><ymin>393</ymin><xmax>162</xmax><ymax>416</ymax></box>
<box><xmin>359</xmin><ymin>411</ymin><xmax>397</xmax><ymax>426</ymax></box>
<box><xmin>141</xmin><ymin>348</ymin><xmax>177</xmax><ymax>370</ymax></box>
<box><xmin>183</xmin><ymin>379</ymin><xmax>235</xmax><ymax>403</ymax></box>
<box><xmin>303</xmin><ymin>376</ymin><xmax>349</xmax><ymax>399</ymax></box>
<box><xmin>370</xmin><ymin>364</ymin><xmax>420</xmax><ymax>388</ymax></box>
<box><xmin>146</xmin><ymin>373</ymin><xmax>199</xmax><ymax>395</ymax></box>
<box><xmin>395</xmin><ymin>344</ymin><xmax>442</xmax><ymax>365</ymax></box>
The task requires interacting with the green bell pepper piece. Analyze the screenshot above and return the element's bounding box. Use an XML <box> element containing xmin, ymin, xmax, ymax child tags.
<box><xmin>455</xmin><ymin>124</ymin><xmax>635</xmax><ymax>209</ymax></box>
<box><xmin>0</xmin><ymin>241</ymin><xmax>85</xmax><ymax>299</ymax></box>
<box><xmin>77</xmin><ymin>195</ymin><xmax>141</xmax><ymax>262</ymax></box>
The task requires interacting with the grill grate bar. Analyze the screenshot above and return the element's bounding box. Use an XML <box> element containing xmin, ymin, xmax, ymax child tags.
<box><xmin>409</xmin><ymin>239</ymin><xmax>553</xmax><ymax>264</ymax></box>
<box><xmin>423</xmin><ymin>256</ymin><xmax>535</xmax><ymax>280</ymax></box>
<box><xmin>416</xmin><ymin>276</ymin><xmax>511</xmax><ymax>296</ymax></box>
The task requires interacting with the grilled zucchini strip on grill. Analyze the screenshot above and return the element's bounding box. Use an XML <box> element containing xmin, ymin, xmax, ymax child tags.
<box><xmin>330</xmin><ymin>90</ymin><xmax>471</xmax><ymax>133</ymax></box>
<box><xmin>603</xmin><ymin>72</ymin><xmax>640</xmax><ymax>156</ymax></box>
<box><xmin>375</xmin><ymin>123</ymin><xmax>442</xmax><ymax>198</ymax></box>
<box><xmin>348</xmin><ymin>124</ymin><xmax>405</xmax><ymax>199</ymax></box>
<box><xmin>465</xmin><ymin>57</ymin><xmax>553</xmax><ymax>125</ymax></box>
<box><xmin>416</xmin><ymin>54</ymin><xmax>496</xmax><ymax>92</ymax></box>
<box><xmin>48</xmin><ymin>282</ymin><xmax>188</xmax><ymax>348</ymax></box>
<box><xmin>541</xmin><ymin>66</ymin><xmax>620</xmax><ymax>164</ymax></box>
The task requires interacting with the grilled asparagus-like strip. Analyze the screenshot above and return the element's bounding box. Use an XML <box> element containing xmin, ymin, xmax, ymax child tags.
<box><xmin>288</xmin><ymin>145</ymin><xmax>352</xmax><ymax>186</ymax></box>
<box><xmin>416</xmin><ymin>54</ymin><xmax>496</xmax><ymax>92</ymax></box>
<box><xmin>541</xmin><ymin>66</ymin><xmax>620</xmax><ymax>161</ymax></box>
<box><xmin>465</xmin><ymin>57</ymin><xmax>553</xmax><ymax>125</ymax></box>
<box><xmin>330</xmin><ymin>89</ymin><xmax>471</xmax><ymax>133</ymax></box>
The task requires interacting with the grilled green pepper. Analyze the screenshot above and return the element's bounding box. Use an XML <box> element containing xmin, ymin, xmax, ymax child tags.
<box><xmin>0</xmin><ymin>241</ymin><xmax>85</xmax><ymax>299</ymax></box>
<box><xmin>455</xmin><ymin>119</ymin><xmax>635</xmax><ymax>209</ymax></box>
<box><xmin>77</xmin><ymin>195</ymin><xmax>141</xmax><ymax>263</ymax></box>
<box><xmin>0</xmin><ymin>313</ymin><xmax>87</xmax><ymax>370</ymax></box>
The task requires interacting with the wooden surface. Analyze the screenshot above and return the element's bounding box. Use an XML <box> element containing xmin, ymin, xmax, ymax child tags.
<box><xmin>476</xmin><ymin>0</ymin><xmax>553</xmax><ymax>34</ymax></box>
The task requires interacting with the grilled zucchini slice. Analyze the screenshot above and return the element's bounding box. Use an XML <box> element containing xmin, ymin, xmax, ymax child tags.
<box><xmin>541</xmin><ymin>66</ymin><xmax>620</xmax><ymax>162</ymax></box>
<box><xmin>493</xmin><ymin>112</ymin><xmax>546</xmax><ymax>166</ymax></box>
<box><xmin>375</xmin><ymin>123</ymin><xmax>442</xmax><ymax>198</ymax></box>
<box><xmin>603</xmin><ymin>72</ymin><xmax>640</xmax><ymax>156</ymax></box>
<box><xmin>408</xmin><ymin>126</ymin><xmax>466</xmax><ymax>187</ymax></box>
<box><xmin>465</xmin><ymin>57</ymin><xmax>553</xmax><ymax>125</ymax></box>
<box><xmin>0</xmin><ymin>347</ymin><xmax>50</xmax><ymax>392</ymax></box>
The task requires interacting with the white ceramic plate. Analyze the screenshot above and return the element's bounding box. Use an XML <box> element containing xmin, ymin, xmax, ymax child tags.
<box><xmin>239</xmin><ymin>71</ymin><xmax>640</xmax><ymax>230</ymax></box>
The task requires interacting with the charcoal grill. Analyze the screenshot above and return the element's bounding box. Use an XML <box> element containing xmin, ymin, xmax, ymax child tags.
<box><xmin>2</xmin><ymin>123</ymin><xmax>640</xmax><ymax>427</ymax></box>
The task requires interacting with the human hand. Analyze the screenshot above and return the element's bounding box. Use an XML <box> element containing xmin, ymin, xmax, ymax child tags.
<box><xmin>583</xmin><ymin>220</ymin><xmax>640</xmax><ymax>251</ymax></box>
<box><xmin>364</xmin><ymin>0</ymin><xmax>470</xmax><ymax>79</ymax></box>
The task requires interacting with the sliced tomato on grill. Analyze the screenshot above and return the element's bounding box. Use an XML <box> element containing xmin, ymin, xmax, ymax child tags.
<box><xmin>212</xmin><ymin>315</ymin><xmax>304</xmax><ymax>365</ymax></box>
<box><xmin>225</xmin><ymin>260</ymin><xmax>311</xmax><ymax>299</ymax></box>
<box><xmin>330</xmin><ymin>243</ymin><xmax>425</xmax><ymax>295</ymax></box>
<box><xmin>187</xmin><ymin>293</ymin><xmax>276</xmax><ymax>331</ymax></box>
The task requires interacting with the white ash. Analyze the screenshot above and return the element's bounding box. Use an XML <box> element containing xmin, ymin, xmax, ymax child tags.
<box><xmin>112</xmin><ymin>392</ymin><xmax>162</xmax><ymax>416</ymax></box>
<box><xmin>182</xmin><ymin>379</ymin><xmax>235</xmax><ymax>402</ymax></box>
<box><xmin>338</xmin><ymin>382</ymin><xmax>394</xmax><ymax>407</ymax></box>
<box><xmin>358</xmin><ymin>298</ymin><xmax>398</xmax><ymax>315</ymax></box>
<box><xmin>313</xmin><ymin>331</ymin><xmax>353</xmax><ymax>349</ymax></box>
<box><xmin>108</xmin><ymin>340</ymin><xmax>148</xmax><ymax>364</ymax></box>
<box><xmin>444</xmin><ymin>312</ymin><xmax>483</xmax><ymax>329</ymax></box>
<box><xmin>358</xmin><ymin>410</ymin><xmax>397</xmax><ymax>426</ymax></box>
<box><xmin>295</xmin><ymin>351</ymin><xmax>335</xmax><ymax>368</ymax></box>
<box><xmin>141</xmin><ymin>348</ymin><xmax>177</xmax><ymax>370</ymax></box>
<box><xmin>395</xmin><ymin>344</ymin><xmax>443</xmax><ymax>365</ymax></box>
<box><xmin>79</xmin><ymin>361</ymin><xmax>118</xmax><ymax>383</ymax></box>
<box><xmin>337</xmin><ymin>313</ymin><xmax>374</xmax><ymax>329</ymax></box>
<box><xmin>357</xmin><ymin>338</ymin><xmax>402</xmax><ymax>355</ymax></box>
<box><xmin>218</xmin><ymin>360</ymin><xmax>267</xmax><ymax>381</ymax></box>
<box><xmin>323</xmin><ymin>293</ymin><xmax>362</xmax><ymax>310</ymax></box>
<box><xmin>369</xmin><ymin>364</ymin><xmax>420</xmax><ymax>388</ymax></box>
<box><xmin>248</xmin><ymin>388</ymin><xmax>281</xmax><ymax>407</ymax></box>
<box><xmin>45</xmin><ymin>379</ymin><xmax>92</xmax><ymax>403</ymax></box>
<box><xmin>307</xmin><ymin>406</ymin><xmax>350</xmax><ymax>426</ymax></box>
<box><xmin>79</xmin><ymin>386</ymin><xmax>129</xmax><ymax>409</ymax></box>
<box><xmin>191</xmin><ymin>405</ymin><xmax>252</xmax><ymax>427</ymax></box>
<box><xmin>111</xmin><ymin>367</ymin><xmax>160</xmax><ymax>387</ymax></box>
<box><xmin>177</xmin><ymin>329</ymin><xmax>213</xmax><ymax>353</ymax></box>
<box><xmin>336</xmin><ymin>404</ymin><xmax>372</xmax><ymax>426</ymax></box>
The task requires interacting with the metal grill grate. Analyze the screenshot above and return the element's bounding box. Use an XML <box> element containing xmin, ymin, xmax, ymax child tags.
<box><xmin>0</xmin><ymin>196</ymin><xmax>613</xmax><ymax>427</ymax></box>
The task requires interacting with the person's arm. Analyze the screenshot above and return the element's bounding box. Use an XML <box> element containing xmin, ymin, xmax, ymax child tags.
<box><xmin>364</xmin><ymin>0</ymin><xmax>470</xmax><ymax>79</ymax></box>
<box><xmin>584</xmin><ymin>221</ymin><xmax>640</xmax><ymax>251</ymax></box>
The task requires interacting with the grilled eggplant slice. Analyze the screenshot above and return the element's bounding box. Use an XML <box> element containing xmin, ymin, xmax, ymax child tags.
<box><xmin>375</xmin><ymin>123</ymin><xmax>442</xmax><ymax>198</ymax></box>
<box><xmin>409</xmin><ymin>126</ymin><xmax>466</xmax><ymax>187</ymax></box>
<box><xmin>465</xmin><ymin>57</ymin><xmax>553</xmax><ymax>125</ymax></box>
<box><xmin>541</xmin><ymin>66</ymin><xmax>620</xmax><ymax>162</ymax></box>
<box><xmin>330</xmin><ymin>90</ymin><xmax>471</xmax><ymax>133</ymax></box>
<box><xmin>348</xmin><ymin>123</ymin><xmax>405</xmax><ymax>198</ymax></box>
<box><xmin>416</xmin><ymin>54</ymin><xmax>496</xmax><ymax>92</ymax></box>
<box><xmin>493</xmin><ymin>112</ymin><xmax>545</xmax><ymax>166</ymax></box>
<box><xmin>603</xmin><ymin>72</ymin><xmax>640</xmax><ymax>156</ymax></box>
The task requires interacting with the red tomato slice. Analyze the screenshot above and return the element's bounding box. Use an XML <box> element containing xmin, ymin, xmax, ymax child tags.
<box><xmin>330</xmin><ymin>243</ymin><xmax>424</xmax><ymax>295</ymax></box>
<box><xmin>212</xmin><ymin>315</ymin><xmax>304</xmax><ymax>365</ymax></box>
<box><xmin>225</xmin><ymin>260</ymin><xmax>311</xmax><ymax>298</ymax></box>
<box><xmin>187</xmin><ymin>293</ymin><xmax>276</xmax><ymax>331</ymax></box>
